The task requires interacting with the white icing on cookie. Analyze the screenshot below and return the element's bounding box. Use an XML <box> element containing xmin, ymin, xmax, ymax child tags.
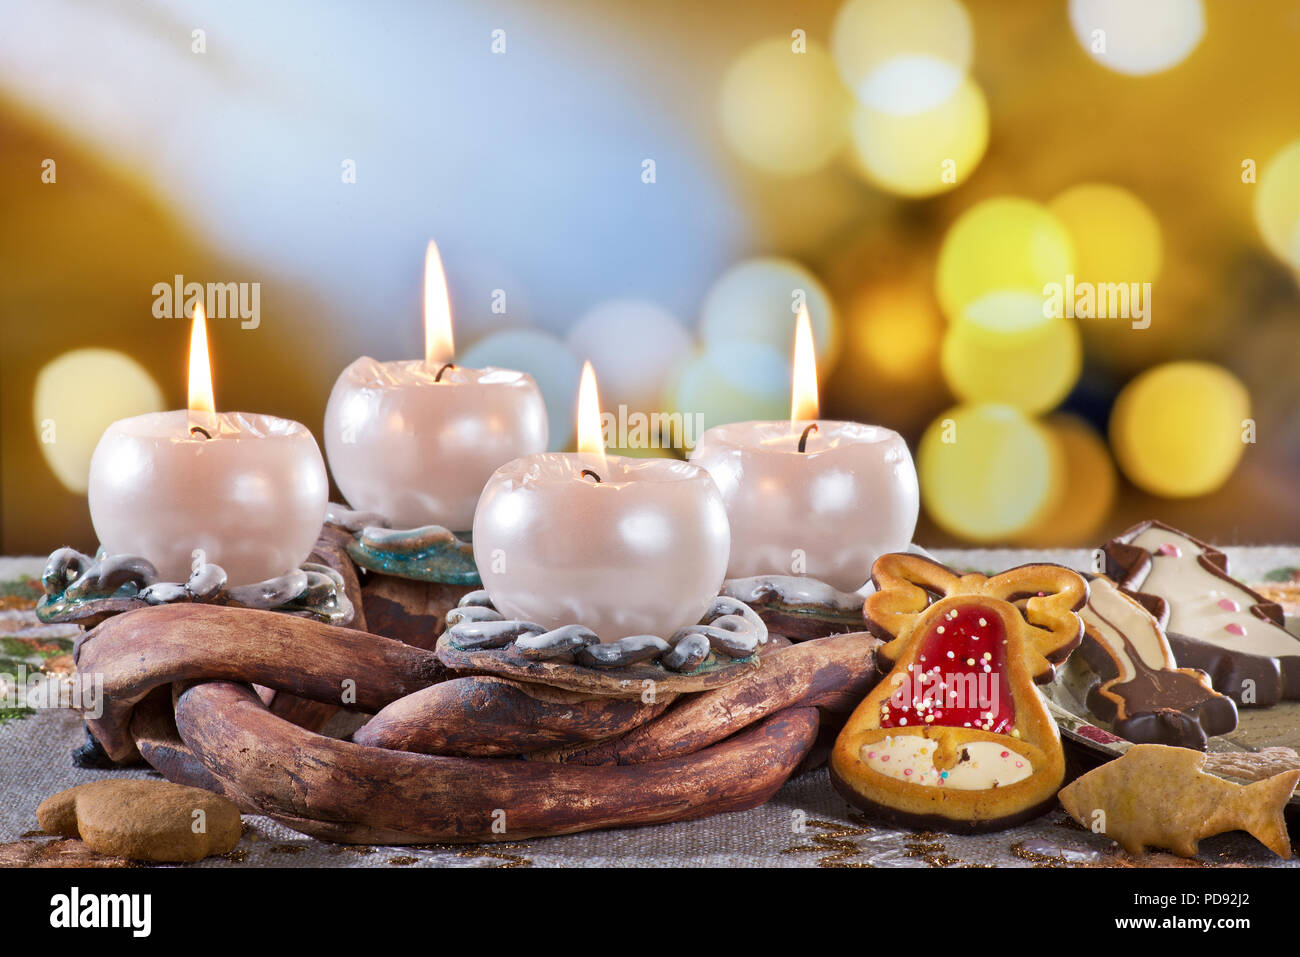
<box><xmin>1126</xmin><ymin>528</ymin><xmax>1299</xmax><ymax>659</ymax></box>
<box><xmin>859</xmin><ymin>735</ymin><xmax>1033</xmax><ymax>790</ymax></box>
<box><xmin>1082</xmin><ymin>576</ymin><xmax>1172</xmax><ymax>678</ymax></box>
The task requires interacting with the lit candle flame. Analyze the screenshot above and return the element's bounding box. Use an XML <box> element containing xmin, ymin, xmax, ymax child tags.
<box><xmin>576</xmin><ymin>360</ymin><xmax>608</xmax><ymax>473</ymax></box>
<box><xmin>791</xmin><ymin>304</ymin><xmax>819</xmax><ymax>422</ymax></box>
<box><xmin>188</xmin><ymin>301</ymin><xmax>216</xmax><ymax>417</ymax></box>
<box><xmin>424</xmin><ymin>239</ymin><xmax>455</xmax><ymax>366</ymax></box>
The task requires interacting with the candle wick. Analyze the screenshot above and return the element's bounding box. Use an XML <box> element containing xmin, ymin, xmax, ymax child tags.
<box><xmin>580</xmin><ymin>468</ymin><xmax>602</xmax><ymax>484</ymax></box>
<box><xmin>190</xmin><ymin>425</ymin><xmax>212</xmax><ymax>440</ymax></box>
<box><xmin>797</xmin><ymin>422</ymin><xmax>818</xmax><ymax>453</ymax></box>
<box><xmin>434</xmin><ymin>362</ymin><xmax>456</xmax><ymax>382</ymax></box>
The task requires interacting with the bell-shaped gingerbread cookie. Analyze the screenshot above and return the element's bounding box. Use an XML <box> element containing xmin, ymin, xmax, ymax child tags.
<box><xmin>831</xmin><ymin>553</ymin><xmax>1087</xmax><ymax>832</ymax></box>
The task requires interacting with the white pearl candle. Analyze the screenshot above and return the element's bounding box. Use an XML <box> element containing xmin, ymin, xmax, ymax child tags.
<box><xmin>689</xmin><ymin>420</ymin><xmax>918</xmax><ymax>593</ymax></box>
<box><xmin>688</xmin><ymin>306</ymin><xmax>918</xmax><ymax>593</ymax></box>
<box><xmin>323</xmin><ymin>358</ymin><xmax>548</xmax><ymax>530</ymax></box>
<box><xmin>473</xmin><ymin>362</ymin><xmax>730</xmax><ymax>641</ymax></box>
<box><xmin>87</xmin><ymin>306</ymin><xmax>329</xmax><ymax>587</ymax></box>
<box><xmin>473</xmin><ymin>453</ymin><xmax>731</xmax><ymax>641</ymax></box>
<box><xmin>323</xmin><ymin>240</ymin><xmax>548</xmax><ymax>530</ymax></box>
<box><xmin>88</xmin><ymin>414</ymin><xmax>328</xmax><ymax>586</ymax></box>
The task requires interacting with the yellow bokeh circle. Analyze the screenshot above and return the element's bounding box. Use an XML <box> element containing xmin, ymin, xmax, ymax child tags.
<box><xmin>846</xmin><ymin>280</ymin><xmax>943</xmax><ymax>382</ymax></box>
<box><xmin>919</xmin><ymin>403</ymin><xmax>1057</xmax><ymax>542</ymax></box>
<box><xmin>940</xmin><ymin>291</ymin><xmax>1082</xmax><ymax>414</ymax></box>
<box><xmin>1109</xmin><ymin>361</ymin><xmax>1251</xmax><ymax>498</ymax></box>
<box><xmin>1049</xmin><ymin>183</ymin><xmax>1162</xmax><ymax>291</ymax></box>
<box><xmin>936</xmin><ymin>197</ymin><xmax>1075</xmax><ymax>321</ymax></box>
<box><xmin>831</xmin><ymin>0</ymin><xmax>973</xmax><ymax>114</ymax></box>
<box><xmin>33</xmin><ymin>349</ymin><xmax>166</xmax><ymax>494</ymax></box>
<box><xmin>1255</xmin><ymin>138</ymin><xmax>1300</xmax><ymax>269</ymax></box>
<box><xmin>719</xmin><ymin>38</ymin><xmax>853</xmax><ymax>177</ymax></box>
<box><xmin>848</xmin><ymin>75</ymin><xmax>989</xmax><ymax>198</ymax></box>
<box><xmin>1016</xmin><ymin>415</ymin><xmax>1117</xmax><ymax>546</ymax></box>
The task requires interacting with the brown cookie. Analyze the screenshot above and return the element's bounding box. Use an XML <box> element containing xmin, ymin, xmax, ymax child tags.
<box><xmin>1104</xmin><ymin>520</ymin><xmax>1300</xmax><ymax>706</ymax></box>
<box><xmin>1059</xmin><ymin>744</ymin><xmax>1297</xmax><ymax>858</ymax></box>
<box><xmin>1079</xmin><ymin>575</ymin><xmax>1237</xmax><ymax>749</ymax></box>
<box><xmin>830</xmin><ymin>553</ymin><xmax>1087</xmax><ymax>832</ymax></box>
<box><xmin>1204</xmin><ymin>746</ymin><xmax>1300</xmax><ymax>783</ymax></box>
<box><xmin>37</xmin><ymin>779</ymin><xmax>241</xmax><ymax>863</ymax></box>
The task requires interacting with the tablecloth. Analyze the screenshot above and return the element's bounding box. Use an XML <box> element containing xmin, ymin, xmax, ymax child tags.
<box><xmin>3</xmin><ymin>548</ymin><xmax>1299</xmax><ymax>868</ymax></box>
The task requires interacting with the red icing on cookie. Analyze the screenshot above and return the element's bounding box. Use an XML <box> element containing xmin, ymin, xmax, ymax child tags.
<box><xmin>879</xmin><ymin>604</ymin><xmax>1015</xmax><ymax>733</ymax></box>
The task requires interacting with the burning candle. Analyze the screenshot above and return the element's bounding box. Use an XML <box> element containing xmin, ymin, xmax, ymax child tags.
<box><xmin>323</xmin><ymin>241</ymin><xmax>548</xmax><ymax>530</ymax></box>
<box><xmin>87</xmin><ymin>305</ymin><xmax>329</xmax><ymax>586</ymax></box>
<box><xmin>473</xmin><ymin>363</ymin><xmax>731</xmax><ymax>641</ymax></box>
<box><xmin>689</xmin><ymin>308</ymin><xmax>919</xmax><ymax>593</ymax></box>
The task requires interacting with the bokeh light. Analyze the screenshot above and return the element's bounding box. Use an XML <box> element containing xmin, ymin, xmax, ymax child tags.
<box><xmin>848</xmin><ymin>75</ymin><xmax>989</xmax><ymax>198</ymax></box>
<box><xmin>831</xmin><ymin>0</ymin><xmax>973</xmax><ymax>115</ymax></box>
<box><xmin>1049</xmin><ymin>183</ymin><xmax>1163</xmax><ymax>292</ymax></box>
<box><xmin>1069</xmin><ymin>0</ymin><xmax>1206</xmax><ymax>76</ymax></box>
<box><xmin>940</xmin><ymin>291</ymin><xmax>1082</xmax><ymax>413</ymax></box>
<box><xmin>844</xmin><ymin>280</ymin><xmax>943</xmax><ymax>382</ymax></box>
<box><xmin>935</xmin><ymin>197</ymin><xmax>1075</xmax><ymax>322</ymax></box>
<box><xmin>1254</xmin><ymin>138</ymin><xmax>1300</xmax><ymax>270</ymax></box>
<box><xmin>919</xmin><ymin>403</ymin><xmax>1057</xmax><ymax>542</ymax></box>
<box><xmin>664</xmin><ymin>339</ymin><xmax>790</xmax><ymax>435</ymax></box>
<box><xmin>697</xmin><ymin>256</ymin><xmax>839</xmax><ymax>371</ymax></box>
<box><xmin>1015</xmin><ymin>414</ymin><xmax>1117</xmax><ymax>546</ymax></box>
<box><xmin>719</xmin><ymin>37</ymin><xmax>852</xmax><ymax>177</ymax></box>
<box><xmin>1109</xmin><ymin>360</ymin><xmax>1251</xmax><ymax>498</ymax></box>
<box><xmin>4</xmin><ymin>2</ymin><xmax>1299</xmax><ymax>555</ymax></box>
<box><xmin>459</xmin><ymin>328</ymin><xmax>582</xmax><ymax>451</ymax></box>
<box><xmin>566</xmin><ymin>299</ymin><xmax>692</xmax><ymax>414</ymax></box>
<box><xmin>33</xmin><ymin>349</ymin><xmax>165</xmax><ymax>494</ymax></box>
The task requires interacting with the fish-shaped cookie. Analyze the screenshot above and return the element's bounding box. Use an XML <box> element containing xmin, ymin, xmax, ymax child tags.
<box><xmin>1058</xmin><ymin>743</ymin><xmax>1298</xmax><ymax>858</ymax></box>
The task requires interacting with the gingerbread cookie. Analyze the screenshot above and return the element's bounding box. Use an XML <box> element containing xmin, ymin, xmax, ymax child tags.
<box><xmin>830</xmin><ymin>553</ymin><xmax>1087</xmax><ymax>832</ymax></box>
<box><xmin>1078</xmin><ymin>575</ymin><xmax>1236</xmax><ymax>749</ymax></box>
<box><xmin>1104</xmin><ymin>521</ymin><xmax>1300</xmax><ymax>706</ymax></box>
<box><xmin>38</xmin><ymin>779</ymin><xmax>242</xmax><ymax>862</ymax></box>
<box><xmin>1058</xmin><ymin>743</ymin><xmax>1297</xmax><ymax>858</ymax></box>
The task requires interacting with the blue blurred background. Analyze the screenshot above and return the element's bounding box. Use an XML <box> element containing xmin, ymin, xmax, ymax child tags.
<box><xmin>3</xmin><ymin>0</ymin><xmax>1299</xmax><ymax>555</ymax></box>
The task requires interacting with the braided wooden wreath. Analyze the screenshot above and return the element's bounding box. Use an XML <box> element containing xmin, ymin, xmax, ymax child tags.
<box><xmin>65</xmin><ymin>528</ymin><xmax>886</xmax><ymax>843</ymax></box>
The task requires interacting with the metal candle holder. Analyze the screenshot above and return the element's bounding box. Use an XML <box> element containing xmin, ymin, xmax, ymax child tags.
<box><xmin>436</xmin><ymin>591</ymin><xmax>772</xmax><ymax>696</ymax></box>
<box><xmin>720</xmin><ymin>574</ymin><xmax>866</xmax><ymax>640</ymax></box>
<box><xmin>37</xmin><ymin>548</ymin><xmax>353</xmax><ymax>628</ymax></box>
<box><xmin>326</xmin><ymin>503</ymin><xmax>478</xmax><ymax>585</ymax></box>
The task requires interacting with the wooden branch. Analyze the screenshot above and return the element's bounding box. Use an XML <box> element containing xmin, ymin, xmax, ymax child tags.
<box><xmin>435</xmin><ymin>629</ymin><xmax>774</xmax><ymax>697</ymax></box>
<box><xmin>352</xmin><ymin>676</ymin><xmax>676</xmax><ymax>756</ymax></box>
<box><xmin>360</xmin><ymin>575</ymin><xmax>474</xmax><ymax>649</ymax></box>
<box><xmin>130</xmin><ymin>686</ymin><xmax>240</xmax><ymax>804</ymax></box>
<box><xmin>76</xmin><ymin>604</ymin><xmax>444</xmax><ymax>761</ymax></box>
<box><xmin>170</xmin><ymin>680</ymin><xmax>819</xmax><ymax>844</ymax></box>
<box><xmin>257</xmin><ymin>524</ymin><xmax>370</xmax><ymax>732</ymax></box>
<box><xmin>531</xmin><ymin>631</ymin><xmax>881</xmax><ymax>765</ymax></box>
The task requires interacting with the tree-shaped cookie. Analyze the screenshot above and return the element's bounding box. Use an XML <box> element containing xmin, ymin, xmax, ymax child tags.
<box><xmin>1079</xmin><ymin>575</ymin><xmax>1237</xmax><ymax>749</ymax></box>
<box><xmin>1104</xmin><ymin>520</ymin><xmax>1300</xmax><ymax>706</ymax></box>
<box><xmin>830</xmin><ymin>553</ymin><xmax>1087</xmax><ymax>832</ymax></box>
